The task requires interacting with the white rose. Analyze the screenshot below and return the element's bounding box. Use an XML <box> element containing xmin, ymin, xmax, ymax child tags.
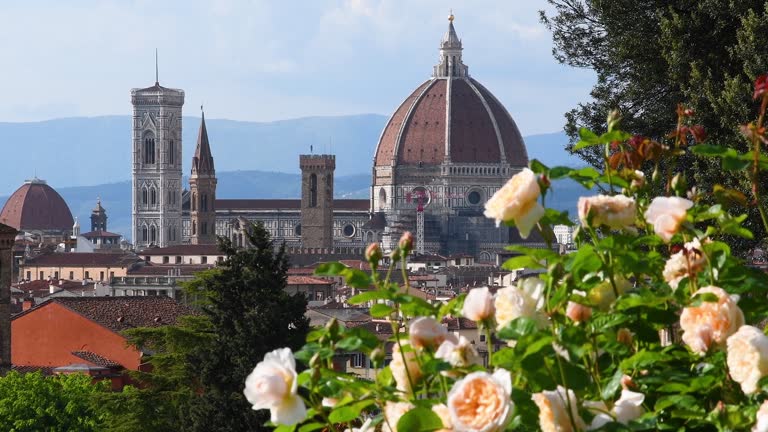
<box><xmin>243</xmin><ymin>347</ymin><xmax>306</xmax><ymax>426</ymax></box>
<box><xmin>727</xmin><ymin>325</ymin><xmax>768</xmax><ymax>395</ymax></box>
<box><xmin>462</xmin><ymin>287</ymin><xmax>495</xmax><ymax>322</ymax></box>
<box><xmin>681</xmin><ymin>286</ymin><xmax>744</xmax><ymax>355</ymax></box>
<box><xmin>345</xmin><ymin>418</ymin><xmax>374</xmax><ymax>432</ymax></box>
<box><xmin>484</xmin><ymin>168</ymin><xmax>545</xmax><ymax>238</ymax></box>
<box><xmin>584</xmin><ymin>400</ymin><xmax>611</xmax><ymax>430</ymax></box>
<box><xmin>532</xmin><ymin>386</ymin><xmax>586</xmax><ymax>432</ymax></box>
<box><xmin>432</xmin><ymin>403</ymin><xmax>453</xmax><ymax>432</ymax></box>
<box><xmin>754</xmin><ymin>400</ymin><xmax>768</xmax><ymax>432</ymax></box>
<box><xmin>390</xmin><ymin>342</ymin><xmax>422</xmax><ymax>394</ymax></box>
<box><xmin>448</xmin><ymin>370</ymin><xmax>513</xmax><ymax>432</ymax></box>
<box><xmin>436</xmin><ymin>334</ymin><xmax>482</xmax><ymax>368</ymax></box>
<box><xmin>631</xmin><ymin>170</ymin><xmax>645</xmax><ymax>189</ymax></box>
<box><xmin>409</xmin><ymin>317</ymin><xmax>448</xmax><ymax>350</ymax></box>
<box><xmin>382</xmin><ymin>401</ymin><xmax>414</xmax><ymax>432</ymax></box>
<box><xmin>662</xmin><ymin>238</ymin><xmax>706</xmax><ymax>290</ymax></box>
<box><xmin>578</xmin><ymin>194</ymin><xmax>636</xmax><ymax>229</ymax></box>
<box><xmin>644</xmin><ymin>196</ymin><xmax>693</xmax><ymax>242</ymax></box>
<box><xmin>495</xmin><ymin>277</ymin><xmax>547</xmax><ymax>331</ymax></box>
<box><xmin>612</xmin><ymin>389</ymin><xmax>645</xmax><ymax>424</ymax></box>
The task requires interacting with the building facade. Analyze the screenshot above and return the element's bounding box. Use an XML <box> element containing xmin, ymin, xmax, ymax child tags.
<box><xmin>189</xmin><ymin>112</ymin><xmax>217</xmax><ymax>245</ymax></box>
<box><xmin>0</xmin><ymin>223</ymin><xmax>18</xmax><ymax>372</ymax></box>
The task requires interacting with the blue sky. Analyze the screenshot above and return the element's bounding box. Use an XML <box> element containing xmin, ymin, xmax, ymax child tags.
<box><xmin>0</xmin><ymin>0</ymin><xmax>594</xmax><ymax>135</ymax></box>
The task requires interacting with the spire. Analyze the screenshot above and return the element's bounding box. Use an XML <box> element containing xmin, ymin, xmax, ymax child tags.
<box><xmin>433</xmin><ymin>12</ymin><xmax>468</xmax><ymax>78</ymax></box>
<box><xmin>155</xmin><ymin>48</ymin><xmax>159</xmax><ymax>85</ymax></box>
<box><xmin>191</xmin><ymin>107</ymin><xmax>215</xmax><ymax>176</ymax></box>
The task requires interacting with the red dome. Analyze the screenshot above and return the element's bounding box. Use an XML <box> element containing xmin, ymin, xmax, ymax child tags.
<box><xmin>374</xmin><ymin>77</ymin><xmax>528</xmax><ymax>167</ymax></box>
<box><xmin>0</xmin><ymin>179</ymin><xmax>74</xmax><ymax>232</ymax></box>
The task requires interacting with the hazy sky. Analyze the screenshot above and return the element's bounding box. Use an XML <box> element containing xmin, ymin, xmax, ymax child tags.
<box><xmin>0</xmin><ymin>0</ymin><xmax>594</xmax><ymax>135</ymax></box>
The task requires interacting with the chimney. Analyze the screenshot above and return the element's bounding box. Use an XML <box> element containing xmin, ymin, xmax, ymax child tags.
<box><xmin>22</xmin><ymin>297</ymin><xmax>34</xmax><ymax>311</ymax></box>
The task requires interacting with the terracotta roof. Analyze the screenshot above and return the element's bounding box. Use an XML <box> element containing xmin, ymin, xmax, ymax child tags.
<box><xmin>14</xmin><ymin>297</ymin><xmax>195</xmax><ymax>333</ymax></box>
<box><xmin>216</xmin><ymin>199</ymin><xmax>369</xmax><ymax>211</ymax></box>
<box><xmin>346</xmin><ymin>320</ymin><xmax>394</xmax><ymax>337</ymax></box>
<box><xmin>71</xmin><ymin>351</ymin><xmax>122</xmax><ymax>368</ymax></box>
<box><xmin>81</xmin><ymin>231</ymin><xmax>122</xmax><ymax>238</ymax></box>
<box><xmin>12</xmin><ymin>279</ymin><xmax>93</xmax><ymax>297</ymax></box>
<box><xmin>374</xmin><ymin>77</ymin><xmax>528</xmax><ymax>167</ymax></box>
<box><xmin>140</xmin><ymin>244</ymin><xmax>223</xmax><ymax>256</ymax></box>
<box><xmin>23</xmin><ymin>253</ymin><xmax>141</xmax><ymax>268</ymax></box>
<box><xmin>0</xmin><ymin>179</ymin><xmax>74</xmax><ymax>232</ymax></box>
<box><xmin>337</xmin><ymin>260</ymin><xmax>372</xmax><ymax>271</ymax></box>
<box><xmin>127</xmin><ymin>263</ymin><xmax>214</xmax><ymax>276</ymax></box>
<box><xmin>442</xmin><ymin>316</ymin><xmax>478</xmax><ymax>330</ymax></box>
<box><xmin>12</xmin><ymin>365</ymin><xmax>55</xmax><ymax>375</ymax></box>
<box><xmin>287</xmin><ymin>267</ymin><xmax>315</xmax><ymax>275</ymax></box>
<box><xmin>287</xmin><ymin>275</ymin><xmax>334</xmax><ymax>285</ymax></box>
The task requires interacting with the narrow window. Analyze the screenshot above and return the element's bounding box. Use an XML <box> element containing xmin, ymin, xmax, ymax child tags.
<box><xmin>309</xmin><ymin>174</ymin><xmax>317</xmax><ymax>207</ymax></box>
<box><xmin>150</xmin><ymin>188</ymin><xmax>157</xmax><ymax>205</ymax></box>
<box><xmin>142</xmin><ymin>188</ymin><xmax>148</xmax><ymax>205</ymax></box>
<box><xmin>202</xmin><ymin>195</ymin><xmax>208</xmax><ymax>211</ymax></box>
<box><xmin>142</xmin><ymin>226</ymin><xmax>148</xmax><ymax>242</ymax></box>
<box><xmin>100</xmin><ymin>271</ymin><xmax>104</xmax><ymax>281</ymax></box>
<box><xmin>169</xmin><ymin>140</ymin><xmax>175</xmax><ymax>165</ymax></box>
<box><xmin>69</xmin><ymin>271</ymin><xmax>74</xmax><ymax>280</ymax></box>
<box><xmin>202</xmin><ymin>256</ymin><xmax>208</xmax><ymax>264</ymax></box>
<box><xmin>150</xmin><ymin>226</ymin><xmax>157</xmax><ymax>243</ymax></box>
<box><xmin>85</xmin><ymin>271</ymin><xmax>90</xmax><ymax>279</ymax></box>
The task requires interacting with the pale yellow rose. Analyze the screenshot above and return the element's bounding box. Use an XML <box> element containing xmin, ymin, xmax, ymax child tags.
<box><xmin>462</xmin><ymin>287</ymin><xmax>495</xmax><ymax>322</ymax></box>
<box><xmin>578</xmin><ymin>194</ymin><xmax>636</xmax><ymax>229</ymax></box>
<box><xmin>390</xmin><ymin>342</ymin><xmax>422</xmax><ymax>394</ymax></box>
<box><xmin>644</xmin><ymin>196</ymin><xmax>693</xmax><ymax>242</ymax></box>
<box><xmin>243</xmin><ymin>348</ymin><xmax>306</xmax><ymax>426</ymax></box>
<box><xmin>435</xmin><ymin>334</ymin><xmax>482</xmax><ymax>368</ymax></box>
<box><xmin>409</xmin><ymin>317</ymin><xmax>448</xmax><ymax>350</ymax></box>
<box><xmin>532</xmin><ymin>386</ymin><xmax>586</xmax><ymax>432</ymax></box>
<box><xmin>448</xmin><ymin>370</ymin><xmax>513</xmax><ymax>432</ymax></box>
<box><xmin>484</xmin><ymin>168</ymin><xmax>545</xmax><ymax>238</ymax></box>
<box><xmin>495</xmin><ymin>277</ymin><xmax>547</xmax><ymax>331</ymax></box>
<box><xmin>588</xmin><ymin>277</ymin><xmax>631</xmax><ymax>311</ymax></box>
<box><xmin>726</xmin><ymin>325</ymin><xmax>768</xmax><ymax>395</ymax></box>
<box><xmin>382</xmin><ymin>401</ymin><xmax>414</xmax><ymax>432</ymax></box>
<box><xmin>681</xmin><ymin>286</ymin><xmax>744</xmax><ymax>355</ymax></box>
<box><xmin>432</xmin><ymin>403</ymin><xmax>454</xmax><ymax>432</ymax></box>
<box><xmin>630</xmin><ymin>170</ymin><xmax>646</xmax><ymax>189</ymax></box>
<box><xmin>754</xmin><ymin>400</ymin><xmax>768</xmax><ymax>432</ymax></box>
<box><xmin>662</xmin><ymin>238</ymin><xmax>706</xmax><ymax>291</ymax></box>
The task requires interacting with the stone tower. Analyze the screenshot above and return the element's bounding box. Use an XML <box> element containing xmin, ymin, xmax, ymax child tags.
<box><xmin>131</xmin><ymin>77</ymin><xmax>184</xmax><ymax>249</ymax></box>
<box><xmin>190</xmin><ymin>111</ymin><xmax>217</xmax><ymax>245</ymax></box>
<box><xmin>90</xmin><ymin>198</ymin><xmax>107</xmax><ymax>232</ymax></box>
<box><xmin>0</xmin><ymin>223</ymin><xmax>18</xmax><ymax>373</ymax></box>
<box><xmin>300</xmin><ymin>155</ymin><xmax>335</xmax><ymax>249</ymax></box>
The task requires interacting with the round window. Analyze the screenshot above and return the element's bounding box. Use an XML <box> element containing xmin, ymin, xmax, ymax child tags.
<box><xmin>467</xmin><ymin>190</ymin><xmax>482</xmax><ymax>205</ymax></box>
<box><xmin>411</xmin><ymin>187</ymin><xmax>431</xmax><ymax>207</ymax></box>
<box><xmin>343</xmin><ymin>224</ymin><xmax>355</xmax><ymax>237</ymax></box>
<box><xmin>294</xmin><ymin>224</ymin><xmax>302</xmax><ymax>236</ymax></box>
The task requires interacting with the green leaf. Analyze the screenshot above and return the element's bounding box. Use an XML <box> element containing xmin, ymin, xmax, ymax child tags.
<box><xmin>691</xmin><ymin>144</ymin><xmax>730</xmax><ymax>156</ymax></box>
<box><xmin>328</xmin><ymin>400</ymin><xmax>374</xmax><ymax>423</ymax></box>
<box><xmin>549</xmin><ymin>166</ymin><xmax>573</xmax><ymax>179</ymax></box>
<box><xmin>573</xmin><ymin>128</ymin><xmax>601</xmax><ymax>150</ymax></box>
<box><xmin>298</xmin><ymin>423</ymin><xmax>325</xmax><ymax>432</ymax></box>
<box><xmin>601</xmin><ymin>369</ymin><xmax>624</xmax><ymax>400</ymax></box>
<box><xmin>568</xmin><ymin>166</ymin><xmax>601</xmax><ymax>188</ymax></box>
<box><xmin>347</xmin><ymin>290</ymin><xmax>392</xmax><ymax>305</ymax></box>
<box><xmin>314</xmin><ymin>262</ymin><xmax>347</xmax><ymax>276</ymax></box>
<box><xmin>272</xmin><ymin>425</ymin><xmax>296</xmax><ymax>432</ymax></box>
<box><xmin>396</xmin><ymin>407</ymin><xmax>444</xmax><ymax>432</ymax></box>
<box><xmin>497</xmin><ymin>317</ymin><xmax>538</xmax><ymax>340</ymax></box>
<box><xmin>340</xmin><ymin>268</ymin><xmax>373</xmax><ymax>289</ymax></box>
<box><xmin>600</xmin><ymin>129</ymin><xmax>631</xmax><ymax>143</ymax></box>
<box><xmin>369</xmin><ymin>303</ymin><xmax>394</xmax><ymax>318</ymax></box>
<box><xmin>502</xmin><ymin>255</ymin><xmax>545</xmax><ymax>270</ymax></box>
<box><xmin>529</xmin><ymin>159</ymin><xmax>549</xmax><ymax>174</ymax></box>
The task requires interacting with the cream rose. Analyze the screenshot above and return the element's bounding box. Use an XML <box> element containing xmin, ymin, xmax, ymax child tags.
<box><xmin>727</xmin><ymin>325</ymin><xmax>768</xmax><ymax>395</ymax></box>
<box><xmin>662</xmin><ymin>238</ymin><xmax>706</xmax><ymax>291</ymax></box>
<box><xmin>382</xmin><ymin>401</ymin><xmax>414</xmax><ymax>432</ymax></box>
<box><xmin>754</xmin><ymin>400</ymin><xmax>768</xmax><ymax>432</ymax></box>
<box><xmin>484</xmin><ymin>168</ymin><xmax>545</xmax><ymax>238</ymax></box>
<box><xmin>612</xmin><ymin>389</ymin><xmax>645</xmax><ymax>424</ymax></box>
<box><xmin>578</xmin><ymin>194</ymin><xmax>636</xmax><ymax>229</ymax></box>
<box><xmin>566</xmin><ymin>290</ymin><xmax>592</xmax><ymax>323</ymax></box>
<box><xmin>436</xmin><ymin>334</ymin><xmax>482</xmax><ymax>368</ymax></box>
<box><xmin>432</xmin><ymin>403</ymin><xmax>454</xmax><ymax>432</ymax></box>
<box><xmin>243</xmin><ymin>347</ymin><xmax>306</xmax><ymax>426</ymax></box>
<box><xmin>681</xmin><ymin>286</ymin><xmax>744</xmax><ymax>355</ymax></box>
<box><xmin>495</xmin><ymin>277</ymin><xmax>547</xmax><ymax>331</ymax></box>
<box><xmin>532</xmin><ymin>386</ymin><xmax>586</xmax><ymax>432</ymax></box>
<box><xmin>390</xmin><ymin>342</ymin><xmax>422</xmax><ymax>394</ymax></box>
<box><xmin>463</xmin><ymin>287</ymin><xmax>495</xmax><ymax>322</ymax></box>
<box><xmin>644</xmin><ymin>196</ymin><xmax>693</xmax><ymax>242</ymax></box>
<box><xmin>588</xmin><ymin>277</ymin><xmax>631</xmax><ymax>311</ymax></box>
<box><xmin>448</xmin><ymin>370</ymin><xmax>513</xmax><ymax>432</ymax></box>
<box><xmin>409</xmin><ymin>317</ymin><xmax>448</xmax><ymax>350</ymax></box>
<box><xmin>630</xmin><ymin>170</ymin><xmax>645</xmax><ymax>189</ymax></box>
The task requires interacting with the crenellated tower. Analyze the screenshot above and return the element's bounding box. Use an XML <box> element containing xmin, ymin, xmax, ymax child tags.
<box><xmin>300</xmin><ymin>154</ymin><xmax>335</xmax><ymax>249</ymax></box>
<box><xmin>190</xmin><ymin>110</ymin><xmax>217</xmax><ymax>245</ymax></box>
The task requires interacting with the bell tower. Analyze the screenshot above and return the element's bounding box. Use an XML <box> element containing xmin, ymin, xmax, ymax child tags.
<box><xmin>190</xmin><ymin>109</ymin><xmax>218</xmax><ymax>245</ymax></box>
<box><xmin>300</xmin><ymin>154</ymin><xmax>335</xmax><ymax>249</ymax></box>
<box><xmin>131</xmin><ymin>61</ymin><xmax>184</xmax><ymax>249</ymax></box>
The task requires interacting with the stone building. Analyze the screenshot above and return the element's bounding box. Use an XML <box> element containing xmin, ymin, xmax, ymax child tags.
<box><xmin>299</xmin><ymin>155</ymin><xmax>335</xmax><ymax>249</ymax></box>
<box><xmin>189</xmin><ymin>111</ymin><xmax>217</xmax><ymax>245</ymax></box>
<box><xmin>0</xmin><ymin>223</ymin><xmax>18</xmax><ymax>372</ymax></box>
<box><xmin>78</xmin><ymin>199</ymin><xmax>123</xmax><ymax>251</ymax></box>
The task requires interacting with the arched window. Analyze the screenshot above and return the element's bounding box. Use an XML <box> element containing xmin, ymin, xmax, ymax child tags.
<box><xmin>142</xmin><ymin>226</ymin><xmax>148</xmax><ymax>242</ymax></box>
<box><xmin>150</xmin><ymin>226</ymin><xmax>157</xmax><ymax>243</ymax></box>
<box><xmin>202</xmin><ymin>195</ymin><xmax>208</xmax><ymax>212</ymax></box>
<box><xmin>143</xmin><ymin>133</ymin><xmax>156</xmax><ymax>164</ymax></box>
<box><xmin>167</xmin><ymin>227</ymin><xmax>171</xmax><ymax>241</ymax></box>
<box><xmin>378</xmin><ymin>188</ymin><xmax>387</xmax><ymax>209</ymax></box>
<box><xmin>451</xmin><ymin>56</ymin><xmax>456</xmax><ymax>76</ymax></box>
<box><xmin>444</xmin><ymin>56</ymin><xmax>449</xmax><ymax>76</ymax></box>
<box><xmin>150</xmin><ymin>188</ymin><xmax>157</xmax><ymax>206</ymax></box>
<box><xmin>309</xmin><ymin>173</ymin><xmax>317</xmax><ymax>207</ymax></box>
<box><xmin>142</xmin><ymin>188</ymin><xmax>148</xmax><ymax>205</ymax></box>
<box><xmin>169</xmin><ymin>140</ymin><xmax>175</xmax><ymax>165</ymax></box>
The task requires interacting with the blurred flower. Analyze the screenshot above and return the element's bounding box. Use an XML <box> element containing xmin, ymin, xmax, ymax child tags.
<box><xmin>566</xmin><ymin>290</ymin><xmax>591</xmax><ymax>323</ymax></box>
<box><xmin>663</xmin><ymin>238</ymin><xmax>706</xmax><ymax>291</ymax></box>
<box><xmin>462</xmin><ymin>287</ymin><xmax>495</xmax><ymax>322</ymax></box>
<box><xmin>630</xmin><ymin>170</ymin><xmax>646</xmax><ymax>189</ymax></box>
<box><xmin>613</xmin><ymin>389</ymin><xmax>645</xmax><ymax>424</ymax></box>
<box><xmin>532</xmin><ymin>385</ymin><xmax>586</xmax><ymax>432</ymax></box>
<box><xmin>448</xmin><ymin>370</ymin><xmax>513</xmax><ymax>432</ymax></box>
<box><xmin>754</xmin><ymin>400</ymin><xmax>768</xmax><ymax>432</ymax></box>
<box><xmin>398</xmin><ymin>232</ymin><xmax>414</xmax><ymax>254</ymax></box>
<box><xmin>681</xmin><ymin>286</ymin><xmax>744</xmax><ymax>355</ymax></box>
<box><xmin>690</xmin><ymin>125</ymin><xmax>707</xmax><ymax>143</ymax></box>
<box><xmin>409</xmin><ymin>317</ymin><xmax>448</xmax><ymax>350</ymax></box>
<box><xmin>365</xmin><ymin>243</ymin><xmax>382</xmax><ymax>263</ymax></box>
<box><xmin>432</xmin><ymin>404</ymin><xmax>453</xmax><ymax>432</ymax></box>
<box><xmin>243</xmin><ymin>348</ymin><xmax>306</xmax><ymax>426</ymax></box>
<box><xmin>484</xmin><ymin>168</ymin><xmax>544</xmax><ymax>238</ymax></box>
<box><xmin>617</xmin><ymin>328</ymin><xmax>634</xmax><ymax>347</ymax></box>
<box><xmin>436</xmin><ymin>334</ymin><xmax>482</xmax><ymax>368</ymax></box>
<box><xmin>495</xmin><ymin>277</ymin><xmax>547</xmax><ymax>331</ymax></box>
<box><xmin>644</xmin><ymin>196</ymin><xmax>693</xmax><ymax>242</ymax></box>
<box><xmin>578</xmin><ymin>194</ymin><xmax>636</xmax><ymax>230</ymax></box>
<box><xmin>727</xmin><ymin>325</ymin><xmax>768</xmax><ymax>395</ymax></box>
<box><xmin>390</xmin><ymin>342</ymin><xmax>422</xmax><ymax>394</ymax></box>
<box><xmin>589</xmin><ymin>277</ymin><xmax>631</xmax><ymax>311</ymax></box>
<box><xmin>382</xmin><ymin>401</ymin><xmax>414</xmax><ymax>432</ymax></box>
<box><xmin>754</xmin><ymin>74</ymin><xmax>768</xmax><ymax>100</ymax></box>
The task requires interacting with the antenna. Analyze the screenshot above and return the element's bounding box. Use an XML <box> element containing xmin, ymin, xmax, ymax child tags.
<box><xmin>155</xmin><ymin>48</ymin><xmax>159</xmax><ymax>85</ymax></box>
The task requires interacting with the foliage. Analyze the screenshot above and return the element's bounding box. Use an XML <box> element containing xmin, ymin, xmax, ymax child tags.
<box><xmin>0</xmin><ymin>371</ymin><xmax>111</xmax><ymax>431</ymax></box>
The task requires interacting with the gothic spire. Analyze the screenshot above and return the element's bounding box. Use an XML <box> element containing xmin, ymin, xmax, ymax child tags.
<box><xmin>191</xmin><ymin>108</ymin><xmax>215</xmax><ymax>176</ymax></box>
<box><xmin>433</xmin><ymin>12</ymin><xmax>469</xmax><ymax>78</ymax></box>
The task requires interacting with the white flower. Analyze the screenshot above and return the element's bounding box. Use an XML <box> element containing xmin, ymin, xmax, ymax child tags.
<box><xmin>578</xmin><ymin>194</ymin><xmax>636</xmax><ymax>229</ymax></box>
<box><xmin>448</xmin><ymin>370</ymin><xmax>513</xmax><ymax>432</ymax></box>
<box><xmin>382</xmin><ymin>401</ymin><xmax>414</xmax><ymax>432</ymax></box>
<box><xmin>644</xmin><ymin>196</ymin><xmax>693</xmax><ymax>242</ymax></box>
<box><xmin>754</xmin><ymin>400</ymin><xmax>768</xmax><ymax>432</ymax></box>
<box><xmin>436</xmin><ymin>334</ymin><xmax>482</xmax><ymax>368</ymax></box>
<box><xmin>495</xmin><ymin>277</ymin><xmax>547</xmax><ymax>331</ymax></box>
<box><xmin>484</xmin><ymin>168</ymin><xmax>545</xmax><ymax>238</ymax></box>
<box><xmin>612</xmin><ymin>389</ymin><xmax>645</xmax><ymax>424</ymax></box>
<box><xmin>727</xmin><ymin>325</ymin><xmax>768</xmax><ymax>395</ymax></box>
<box><xmin>462</xmin><ymin>287</ymin><xmax>495</xmax><ymax>322</ymax></box>
<box><xmin>680</xmin><ymin>286</ymin><xmax>744</xmax><ymax>355</ymax></box>
<box><xmin>532</xmin><ymin>386</ymin><xmax>586</xmax><ymax>432</ymax></box>
<box><xmin>662</xmin><ymin>238</ymin><xmax>706</xmax><ymax>290</ymax></box>
<box><xmin>243</xmin><ymin>348</ymin><xmax>306</xmax><ymax>426</ymax></box>
<box><xmin>409</xmin><ymin>317</ymin><xmax>448</xmax><ymax>350</ymax></box>
<box><xmin>432</xmin><ymin>404</ymin><xmax>453</xmax><ymax>432</ymax></box>
<box><xmin>390</xmin><ymin>342</ymin><xmax>422</xmax><ymax>394</ymax></box>
<box><xmin>631</xmin><ymin>170</ymin><xmax>645</xmax><ymax>189</ymax></box>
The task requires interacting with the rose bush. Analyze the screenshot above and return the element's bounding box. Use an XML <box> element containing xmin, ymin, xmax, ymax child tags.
<box><xmin>244</xmin><ymin>76</ymin><xmax>768</xmax><ymax>431</ymax></box>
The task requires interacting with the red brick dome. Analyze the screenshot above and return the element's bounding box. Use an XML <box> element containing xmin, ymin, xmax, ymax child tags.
<box><xmin>0</xmin><ymin>179</ymin><xmax>74</xmax><ymax>232</ymax></box>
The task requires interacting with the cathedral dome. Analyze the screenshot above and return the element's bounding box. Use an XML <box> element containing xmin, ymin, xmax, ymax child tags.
<box><xmin>0</xmin><ymin>179</ymin><xmax>74</xmax><ymax>232</ymax></box>
<box><xmin>374</xmin><ymin>18</ymin><xmax>527</xmax><ymax>168</ymax></box>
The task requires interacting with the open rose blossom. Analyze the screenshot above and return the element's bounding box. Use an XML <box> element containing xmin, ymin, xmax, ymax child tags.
<box><xmin>243</xmin><ymin>348</ymin><xmax>306</xmax><ymax>425</ymax></box>
<box><xmin>462</xmin><ymin>287</ymin><xmax>495</xmax><ymax>322</ymax></box>
<box><xmin>680</xmin><ymin>286</ymin><xmax>744</xmax><ymax>355</ymax></box>
<box><xmin>532</xmin><ymin>385</ymin><xmax>586</xmax><ymax>432</ymax></box>
<box><xmin>754</xmin><ymin>400</ymin><xmax>768</xmax><ymax>432</ymax></box>
<box><xmin>644</xmin><ymin>196</ymin><xmax>693</xmax><ymax>242</ymax></box>
<box><xmin>578</xmin><ymin>194</ymin><xmax>636</xmax><ymax>229</ymax></box>
<box><xmin>390</xmin><ymin>342</ymin><xmax>422</xmax><ymax>394</ymax></box>
<box><xmin>436</xmin><ymin>334</ymin><xmax>482</xmax><ymax>368</ymax></box>
<box><xmin>447</xmin><ymin>370</ymin><xmax>513</xmax><ymax>432</ymax></box>
<box><xmin>726</xmin><ymin>325</ymin><xmax>768</xmax><ymax>395</ymax></box>
<box><xmin>484</xmin><ymin>168</ymin><xmax>545</xmax><ymax>238</ymax></box>
<box><xmin>495</xmin><ymin>277</ymin><xmax>547</xmax><ymax>331</ymax></box>
<box><xmin>662</xmin><ymin>238</ymin><xmax>706</xmax><ymax>290</ymax></box>
<box><xmin>409</xmin><ymin>317</ymin><xmax>448</xmax><ymax>350</ymax></box>
<box><xmin>612</xmin><ymin>389</ymin><xmax>645</xmax><ymax>424</ymax></box>
<box><xmin>382</xmin><ymin>401</ymin><xmax>415</xmax><ymax>432</ymax></box>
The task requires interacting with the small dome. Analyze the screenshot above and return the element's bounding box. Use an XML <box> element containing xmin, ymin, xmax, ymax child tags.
<box><xmin>0</xmin><ymin>179</ymin><xmax>74</xmax><ymax>232</ymax></box>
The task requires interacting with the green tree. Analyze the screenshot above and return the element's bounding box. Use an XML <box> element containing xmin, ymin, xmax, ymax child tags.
<box><xmin>0</xmin><ymin>371</ymin><xmax>110</xmax><ymax>431</ymax></box>
<box><xmin>185</xmin><ymin>222</ymin><xmax>310</xmax><ymax>432</ymax></box>
<box><xmin>541</xmin><ymin>0</ymin><xmax>768</xmax><ymax>251</ymax></box>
